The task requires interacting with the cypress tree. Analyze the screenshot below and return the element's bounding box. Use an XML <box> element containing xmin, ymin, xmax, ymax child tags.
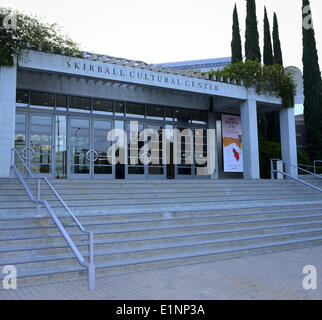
<box><xmin>302</xmin><ymin>0</ymin><xmax>322</xmax><ymax>160</ymax></box>
<box><xmin>273</xmin><ymin>12</ymin><xmax>283</xmax><ymax>65</ymax></box>
<box><xmin>245</xmin><ymin>0</ymin><xmax>261</xmax><ymax>62</ymax></box>
<box><xmin>231</xmin><ymin>4</ymin><xmax>242</xmax><ymax>64</ymax></box>
<box><xmin>263</xmin><ymin>7</ymin><xmax>274</xmax><ymax>66</ymax></box>
<box><xmin>262</xmin><ymin>7</ymin><xmax>280</xmax><ymax>142</ymax></box>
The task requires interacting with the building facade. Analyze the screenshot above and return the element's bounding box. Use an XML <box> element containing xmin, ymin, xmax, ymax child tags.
<box><xmin>0</xmin><ymin>50</ymin><xmax>298</xmax><ymax>181</ymax></box>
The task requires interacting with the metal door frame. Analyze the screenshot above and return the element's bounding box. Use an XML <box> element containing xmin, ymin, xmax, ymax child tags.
<box><xmin>16</xmin><ymin>112</ymin><xmax>55</xmax><ymax>179</ymax></box>
<box><xmin>67</xmin><ymin>116</ymin><xmax>115</xmax><ymax>179</ymax></box>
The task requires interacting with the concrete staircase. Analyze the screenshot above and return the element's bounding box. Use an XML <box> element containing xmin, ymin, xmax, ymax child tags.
<box><xmin>0</xmin><ymin>179</ymin><xmax>322</xmax><ymax>287</ymax></box>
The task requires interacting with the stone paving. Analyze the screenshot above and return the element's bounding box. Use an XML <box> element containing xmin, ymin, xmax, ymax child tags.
<box><xmin>1</xmin><ymin>246</ymin><xmax>322</xmax><ymax>300</ymax></box>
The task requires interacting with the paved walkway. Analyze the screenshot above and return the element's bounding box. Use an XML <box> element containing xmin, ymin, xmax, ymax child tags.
<box><xmin>1</xmin><ymin>246</ymin><xmax>322</xmax><ymax>300</ymax></box>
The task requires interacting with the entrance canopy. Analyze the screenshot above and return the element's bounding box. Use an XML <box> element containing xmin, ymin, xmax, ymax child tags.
<box><xmin>18</xmin><ymin>50</ymin><xmax>282</xmax><ymax>109</ymax></box>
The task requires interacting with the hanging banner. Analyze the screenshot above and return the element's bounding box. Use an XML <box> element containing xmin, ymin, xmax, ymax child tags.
<box><xmin>222</xmin><ymin>114</ymin><xmax>244</xmax><ymax>173</ymax></box>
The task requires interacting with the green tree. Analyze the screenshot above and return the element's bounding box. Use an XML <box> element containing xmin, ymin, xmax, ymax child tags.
<box><xmin>231</xmin><ymin>4</ymin><xmax>243</xmax><ymax>64</ymax></box>
<box><xmin>245</xmin><ymin>0</ymin><xmax>261</xmax><ymax>62</ymax></box>
<box><xmin>302</xmin><ymin>0</ymin><xmax>322</xmax><ymax>160</ymax></box>
<box><xmin>273</xmin><ymin>12</ymin><xmax>283</xmax><ymax>65</ymax></box>
<box><xmin>260</xmin><ymin>7</ymin><xmax>280</xmax><ymax>142</ymax></box>
<box><xmin>263</xmin><ymin>7</ymin><xmax>274</xmax><ymax>66</ymax></box>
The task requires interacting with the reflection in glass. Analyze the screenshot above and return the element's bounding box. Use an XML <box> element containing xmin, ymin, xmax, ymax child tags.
<box><xmin>16</xmin><ymin>91</ymin><xmax>29</xmax><ymax>104</ymax></box>
<box><xmin>146</xmin><ymin>105</ymin><xmax>164</xmax><ymax>120</ymax></box>
<box><xmin>30</xmin><ymin>92</ymin><xmax>54</xmax><ymax>109</ymax></box>
<box><xmin>30</xmin><ymin>115</ymin><xmax>52</xmax><ymax>174</ymax></box>
<box><xmin>192</xmin><ymin>110</ymin><xmax>208</xmax><ymax>125</ymax></box>
<box><xmin>174</xmin><ymin>108</ymin><xmax>191</xmax><ymax>123</ymax></box>
<box><xmin>93</xmin><ymin>120</ymin><xmax>113</xmax><ymax>175</ymax></box>
<box><xmin>93</xmin><ymin>99</ymin><xmax>113</xmax><ymax>115</ymax></box>
<box><xmin>15</xmin><ymin>113</ymin><xmax>27</xmax><ymax>174</ymax></box>
<box><xmin>69</xmin><ymin>96</ymin><xmax>91</xmax><ymax>113</ymax></box>
<box><xmin>56</xmin><ymin>116</ymin><xmax>67</xmax><ymax>178</ymax></box>
<box><xmin>70</xmin><ymin>118</ymin><xmax>90</xmax><ymax>174</ymax></box>
<box><xmin>126</xmin><ymin>102</ymin><xmax>145</xmax><ymax>119</ymax></box>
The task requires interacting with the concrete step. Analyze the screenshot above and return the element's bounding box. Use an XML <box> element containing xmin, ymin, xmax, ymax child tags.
<box><xmin>2</xmin><ymin>221</ymin><xmax>322</xmax><ymax>261</ymax></box>
<box><xmin>2</xmin><ymin>230</ymin><xmax>322</xmax><ymax>288</ymax></box>
<box><xmin>1</xmin><ymin>205</ymin><xmax>321</xmax><ymax>228</ymax></box>
<box><xmin>2</xmin><ymin>235</ymin><xmax>322</xmax><ymax>288</ymax></box>
<box><xmin>0</xmin><ymin>178</ymin><xmax>321</xmax><ymax>288</ymax></box>
<box><xmin>1</xmin><ymin>187</ymin><xmax>320</xmax><ymax>201</ymax></box>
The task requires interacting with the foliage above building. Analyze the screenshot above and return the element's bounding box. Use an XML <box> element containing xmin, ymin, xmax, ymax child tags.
<box><xmin>208</xmin><ymin>60</ymin><xmax>296</xmax><ymax>108</ymax></box>
<box><xmin>0</xmin><ymin>7</ymin><xmax>81</xmax><ymax>66</ymax></box>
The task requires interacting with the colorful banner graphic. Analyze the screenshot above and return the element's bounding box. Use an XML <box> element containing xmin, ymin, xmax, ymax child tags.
<box><xmin>222</xmin><ymin>114</ymin><xmax>243</xmax><ymax>173</ymax></box>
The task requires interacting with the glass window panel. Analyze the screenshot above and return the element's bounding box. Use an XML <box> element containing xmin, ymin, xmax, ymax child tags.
<box><xmin>128</xmin><ymin>166</ymin><xmax>145</xmax><ymax>175</ymax></box>
<box><xmin>16</xmin><ymin>90</ymin><xmax>29</xmax><ymax>104</ymax></box>
<box><xmin>93</xmin><ymin>99</ymin><xmax>114</xmax><ymax>115</ymax></box>
<box><xmin>15</xmin><ymin>114</ymin><xmax>26</xmax><ymax>145</ymax></box>
<box><xmin>56</xmin><ymin>95</ymin><xmax>67</xmax><ymax>109</ymax></box>
<box><xmin>146</xmin><ymin>105</ymin><xmax>164</xmax><ymax>120</ymax></box>
<box><xmin>69</xmin><ymin>96</ymin><xmax>91</xmax><ymax>112</ymax></box>
<box><xmin>70</xmin><ymin>165</ymin><xmax>90</xmax><ymax>174</ymax></box>
<box><xmin>174</xmin><ymin>108</ymin><xmax>191</xmax><ymax>123</ymax></box>
<box><xmin>94</xmin><ymin>166</ymin><xmax>112</xmax><ymax>174</ymax></box>
<box><xmin>30</xmin><ymin>92</ymin><xmax>54</xmax><ymax>108</ymax></box>
<box><xmin>178</xmin><ymin>167</ymin><xmax>192</xmax><ymax>175</ymax></box>
<box><xmin>191</xmin><ymin>110</ymin><xmax>208</xmax><ymax>124</ymax></box>
<box><xmin>31</xmin><ymin>164</ymin><xmax>51</xmax><ymax>174</ymax></box>
<box><xmin>148</xmin><ymin>167</ymin><xmax>164</xmax><ymax>175</ymax></box>
<box><xmin>115</xmin><ymin>102</ymin><xmax>124</xmax><ymax>117</ymax></box>
<box><xmin>165</xmin><ymin>107</ymin><xmax>173</xmax><ymax>121</ymax></box>
<box><xmin>126</xmin><ymin>102</ymin><xmax>145</xmax><ymax>118</ymax></box>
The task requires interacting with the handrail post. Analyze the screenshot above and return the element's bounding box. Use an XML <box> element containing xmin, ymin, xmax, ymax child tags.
<box><xmin>88</xmin><ymin>231</ymin><xmax>95</xmax><ymax>291</ymax></box>
<box><xmin>270</xmin><ymin>159</ymin><xmax>274</xmax><ymax>180</ymax></box>
<box><xmin>36</xmin><ymin>179</ymin><xmax>41</xmax><ymax>217</ymax></box>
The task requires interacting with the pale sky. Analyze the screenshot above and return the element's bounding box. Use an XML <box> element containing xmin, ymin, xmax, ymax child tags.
<box><xmin>1</xmin><ymin>0</ymin><xmax>322</xmax><ymax>115</ymax></box>
<box><xmin>1</xmin><ymin>0</ymin><xmax>322</xmax><ymax>69</ymax></box>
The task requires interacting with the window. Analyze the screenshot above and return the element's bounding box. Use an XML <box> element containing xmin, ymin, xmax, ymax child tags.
<box><xmin>165</xmin><ymin>107</ymin><xmax>173</xmax><ymax>121</ymax></box>
<box><xmin>16</xmin><ymin>90</ymin><xmax>29</xmax><ymax>104</ymax></box>
<box><xmin>93</xmin><ymin>99</ymin><xmax>113</xmax><ymax>115</ymax></box>
<box><xmin>56</xmin><ymin>95</ymin><xmax>68</xmax><ymax>109</ymax></box>
<box><xmin>69</xmin><ymin>96</ymin><xmax>91</xmax><ymax>112</ymax></box>
<box><xmin>30</xmin><ymin>92</ymin><xmax>54</xmax><ymax>108</ymax></box>
<box><xmin>191</xmin><ymin>110</ymin><xmax>208</xmax><ymax>125</ymax></box>
<box><xmin>146</xmin><ymin>105</ymin><xmax>164</xmax><ymax>120</ymax></box>
<box><xmin>174</xmin><ymin>108</ymin><xmax>191</xmax><ymax>123</ymax></box>
<box><xmin>126</xmin><ymin>102</ymin><xmax>145</xmax><ymax>118</ymax></box>
<box><xmin>115</xmin><ymin>102</ymin><xmax>124</xmax><ymax>117</ymax></box>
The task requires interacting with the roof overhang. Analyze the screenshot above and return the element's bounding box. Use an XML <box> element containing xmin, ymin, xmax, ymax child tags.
<box><xmin>17</xmin><ymin>50</ymin><xmax>282</xmax><ymax>108</ymax></box>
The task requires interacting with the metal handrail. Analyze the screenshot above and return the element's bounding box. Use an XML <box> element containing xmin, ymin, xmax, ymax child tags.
<box><xmin>270</xmin><ymin>159</ymin><xmax>322</xmax><ymax>193</ymax></box>
<box><xmin>282</xmin><ymin>160</ymin><xmax>322</xmax><ymax>179</ymax></box>
<box><xmin>11</xmin><ymin>148</ymin><xmax>95</xmax><ymax>291</ymax></box>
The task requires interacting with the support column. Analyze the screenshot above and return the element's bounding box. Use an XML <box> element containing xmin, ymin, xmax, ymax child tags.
<box><xmin>0</xmin><ymin>62</ymin><xmax>17</xmax><ymax>178</ymax></box>
<box><xmin>240</xmin><ymin>99</ymin><xmax>260</xmax><ymax>179</ymax></box>
<box><xmin>279</xmin><ymin>107</ymin><xmax>298</xmax><ymax>178</ymax></box>
<box><xmin>208</xmin><ymin>110</ymin><xmax>219</xmax><ymax>179</ymax></box>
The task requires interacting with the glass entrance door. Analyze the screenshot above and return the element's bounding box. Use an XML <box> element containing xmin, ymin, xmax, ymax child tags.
<box><xmin>145</xmin><ymin>123</ymin><xmax>166</xmax><ymax>179</ymax></box>
<box><xmin>92</xmin><ymin>119</ymin><xmax>114</xmax><ymax>179</ymax></box>
<box><xmin>68</xmin><ymin>117</ymin><xmax>114</xmax><ymax>179</ymax></box>
<box><xmin>29</xmin><ymin>114</ymin><xmax>54</xmax><ymax>177</ymax></box>
<box><xmin>14</xmin><ymin>113</ymin><xmax>54</xmax><ymax>178</ymax></box>
<box><xmin>69</xmin><ymin>117</ymin><xmax>90</xmax><ymax>178</ymax></box>
<box><xmin>126</xmin><ymin>121</ymin><xmax>145</xmax><ymax>179</ymax></box>
<box><xmin>175</xmin><ymin>126</ymin><xmax>194</xmax><ymax>179</ymax></box>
